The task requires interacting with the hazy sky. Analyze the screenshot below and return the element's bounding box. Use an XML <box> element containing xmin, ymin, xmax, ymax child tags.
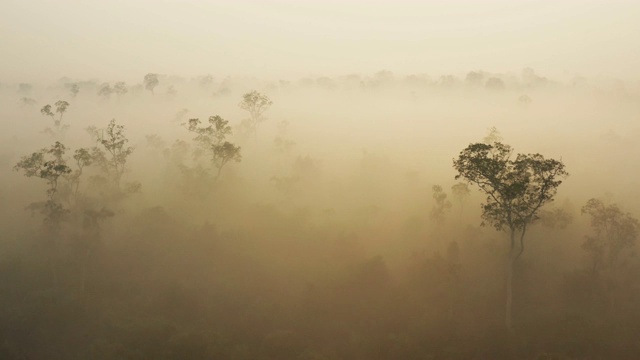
<box><xmin>1</xmin><ymin>0</ymin><xmax>639</xmax><ymax>82</ymax></box>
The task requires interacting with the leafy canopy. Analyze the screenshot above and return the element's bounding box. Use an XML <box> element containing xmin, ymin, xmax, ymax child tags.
<box><xmin>453</xmin><ymin>142</ymin><xmax>568</xmax><ymax>231</ymax></box>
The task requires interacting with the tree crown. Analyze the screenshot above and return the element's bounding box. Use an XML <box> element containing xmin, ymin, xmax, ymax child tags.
<box><xmin>453</xmin><ymin>142</ymin><xmax>568</xmax><ymax>231</ymax></box>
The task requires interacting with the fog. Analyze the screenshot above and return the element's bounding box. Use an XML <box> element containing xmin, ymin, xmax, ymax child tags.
<box><xmin>3</xmin><ymin>1</ymin><xmax>640</xmax><ymax>82</ymax></box>
<box><xmin>1</xmin><ymin>2</ymin><xmax>640</xmax><ymax>359</ymax></box>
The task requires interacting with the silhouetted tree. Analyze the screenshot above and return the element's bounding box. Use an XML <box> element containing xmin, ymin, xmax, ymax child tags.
<box><xmin>581</xmin><ymin>199</ymin><xmax>638</xmax><ymax>276</ymax></box>
<box><xmin>451</xmin><ymin>182</ymin><xmax>470</xmax><ymax>214</ymax></box>
<box><xmin>483</xmin><ymin>126</ymin><xmax>503</xmax><ymax>144</ymax></box>
<box><xmin>97</xmin><ymin>83</ymin><xmax>113</xmax><ymax>99</ymax></box>
<box><xmin>431</xmin><ymin>185</ymin><xmax>451</xmax><ymax>224</ymax></box>
<box><xmin>91</xmin><ymin>119</ymin><xmax>135</xmax><ymax>191</ymax></box>
<box><xmin>66</xmin><ymin>82</ymin><xmax>80</xmax><ymax>98</ymax></box>
<box><xmin>485</xmin><ymin>77</ymin><xmax>505</xmax><ymax>90</ymax></box>
<box><xmin>113</xmin><ymin>81</ymin><xmax>128</xmax><ymax>96</ymax></box>
<box><xmin>239</xmin><ymin>90</ymin><xmax>273</xmax><ymax>136</ymax></box>
<box><xmin>41</xmin><ymin>100</ymin><xmax>70</xmax><ymax>137</ymax></box>
<box><xmin>144</xmin><ymin>73</ymin><xmax>159</xmax><ymax>95</ymax></box>
<box><xmin>465</xmin><ymin>71</ymin><xmax>485</xmax><ymax>86</ymax></box>
<box><xmin>185</xmin><ymin>115</ymin><xmax>242</xmax><ymax>181</ymax></box>
<box><xmin>453</xmin><ymin>141</ymin><xmax>568</xmax><ymax>331</ymax></box>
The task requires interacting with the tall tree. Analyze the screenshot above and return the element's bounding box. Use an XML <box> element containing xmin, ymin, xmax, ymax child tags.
<box><xmin>453</xmin><ymin>141</ymin><xmax>568</xmax><ymax>331</ymax></box>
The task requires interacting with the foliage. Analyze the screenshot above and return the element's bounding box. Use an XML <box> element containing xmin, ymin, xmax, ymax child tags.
<box><xmin>91</xmin><ymin>119</ymin><xmax>136</xmax><ymax>191</ymax></box>
<box><xmin>453</xmin><ymin>142</ymin><xmax>568</xmax><ymax>235</ymax></box>
<box><xmin>97</xmin><ymin>83</ymin><xmax>113</xmax><ymax>99</ymax></box>
<box><xmin>114</xmin><ymin>81</ymin><xmax>128</xmax><ymax>96</ymax></box>
<box><xmin>14</xmin><ymin>141</ymin><xmax>72</xmax><ymax>200</ymax></box>
<box><xmin>184</xmin><ymin>115</ymin><xmax>242</xmax><ymax>181</ymax></box>
<box><xmin>66</xmin><ymin>82</ymin><xmax>80</xmax><ymax>97</ymax></box>
<box><xmin>451</xmin><ymin>182</ymin><xmax>470</xmax><ymax>213</ymax></box>
<box><xmin>14</xmin><ymin>142</ymin><xmax>73</xmax><ymax>229</ymax></box>
<box><xmin>144</xmin><ymin>73</ymin><xmax>159</xmax><ymax>94</ymax></box>
<box><xmin>430</xmin><ymin>185</ymin><xmax>451</xmax><ymax>223</ymax></box>
<box><xmin>238</xmin><ymin>90</ymin><xmax>273</xmax><ymax>135</ymax></box>
<box><xmin>19</xmin><ymin>97</ymin><xmax>37</xmax><ymax>108</ymax></box>
<box><xmin>40</xmin><ymin>100</ymin><xmax>70</xmax><ymax>137</ymax></box>
<box><xmin>483</xmin><ymin>126</ymin><xmax>503</xmax><ymax>144</ymax></box>
<box><xmin>581</xmin><ymin>198</ymin><xmax>639</xmax><ymax>274</ymax></box>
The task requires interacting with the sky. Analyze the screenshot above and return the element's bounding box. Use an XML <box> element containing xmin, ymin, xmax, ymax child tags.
<box><xmin>1</xmin><ymin>0</ymin><xmax>639</xmax><ymax>83</ymax></box>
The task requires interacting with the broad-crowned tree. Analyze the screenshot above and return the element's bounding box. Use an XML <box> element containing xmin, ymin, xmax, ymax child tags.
<box><xmin>453</xmin><ymin>141</ymin><xmax>568</xmax><ymax>331</ymax></box>
<box><xmin>14</xmin><ymin>142</ymin><xmax>72</xmax><ymax>230</ymax></box>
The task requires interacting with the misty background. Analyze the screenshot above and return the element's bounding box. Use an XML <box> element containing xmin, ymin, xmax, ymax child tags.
<box><xmin>2</xmin><ymin>1</ymin><xmax>640</xmax><ymax>82</ymax></box>
<box><xmin>1</xmin><ymin>1</ymin><xmax>640</xmax><ymax>359</ymax></box>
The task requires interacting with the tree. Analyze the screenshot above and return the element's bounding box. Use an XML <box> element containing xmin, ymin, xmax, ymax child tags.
<box><xmin>66</xmin><ymin>82</ymin><xmax>80</xmax><ymax>98</ymax></box>
<box><xmin>97</xmin><ymin>83</ymin><xmax>113</xmax><ymax>99</ymax></box>
<box><xmin>19</xmin><ymin>97</ymin><xmax>37</xmax><ymax>108</ymax></box>
<box><xmin>465</xmin><ymin>71</ymin><xmax>485</xmax><ymax>86</ymax></box>
<box><xmin>185</xmin><ymin>115</ymin><xmax>242</xmax><ymax>181</ymax></box>
<box><xmin>518</xmin><ymin>95</ymin><xmax>532</xmax><ymax>106</ymax></box>
<box><xmin>485</xmin><ymin>77</ymin><xmax>505</xmax><ymax>91</ymax></box>
<box><xmin>483</xmin><ymin>126</ymin><xmax>503</xmax><ymax>144</ymax></box>
<box><xmin>581</xmin><ymin>198</ymin><xmax>638</xmax><ymax>278</ymax></box>
<box><xmin>41</xmin><ymin>100</ymin><xmax>70</xmax><ymax>137</ymax></box>
<box><xmin>143</xmin><ymin>73</ymin><xmax>159</xmax><ymax>95</ymax></box>
<box><xmin>14</xmin><ymin>142</ymin><xmax>72</xmax><ymax>230</ymax></box>
<box><xmin>69</xmin><ymin>148</ymin><xmax>94</xmax><ymax>198</ymax></box>
<box><xmin>114</xmin><ymin>81</ymin><xmax>128</xmax><ymax>96</ymax></box>
<box><xmin>453</xmin><ymin>141</ymin><xmax>568</xmax><ymax>331</ymax></box>
<box><xmin>91</xmin><ymin>119</ymin><xmax>135</xmax><ymax>190</ymax></box>
<box><xmin>238</xmin><ymin>90</ymin><xmax>273</xmax><ymax>136</ymax></box>
<box><xmin>581</xmin><ymin>198</ymin><xmax>638</xmax><ymax>312</ymax></box>
<box><xmin>451</xmin><ymin>182</ymin><xmax>470</xmax><ymax>214</ymax></box>
<box><xmin>431</xmin><ymin>185</ymin><xmax>451</xmax><ymax>224</ymax></box>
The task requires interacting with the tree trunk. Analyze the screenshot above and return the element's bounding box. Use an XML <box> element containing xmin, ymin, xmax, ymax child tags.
<box><xmin>505</xmin><ymin>228</ymin><xmax>516</xmax><ymax>331</ymax></box>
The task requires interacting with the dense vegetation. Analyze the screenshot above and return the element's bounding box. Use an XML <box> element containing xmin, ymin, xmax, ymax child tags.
<box><xmin>0</xmin><ymin>70</ymin><xmax>639</xmax><ymax>359</ymax></box>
